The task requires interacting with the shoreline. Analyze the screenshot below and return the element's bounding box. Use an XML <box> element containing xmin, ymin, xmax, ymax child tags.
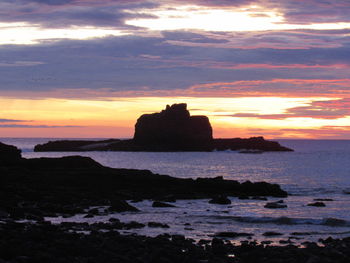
<box><xmin>1</xmin><ymin>141</ymin><xmax>350</xmax><ymax>262</ymax></box>
<box><xmin>2</xmin><ymin>220</ymin><xmax>350</xmax><ymax>263</ymax></box>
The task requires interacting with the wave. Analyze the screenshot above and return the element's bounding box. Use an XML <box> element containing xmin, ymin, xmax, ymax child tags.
<box><xmin>212</xmin><ymin>216</ymin><xmax>349</xmax><ymax>227</ymax></box>
<box><xmin>285</xmin><ymin>186</ymin><xmax>346</xmax><ymax>196</ymax></box>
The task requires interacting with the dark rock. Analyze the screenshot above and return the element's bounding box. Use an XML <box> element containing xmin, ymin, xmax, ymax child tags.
<box><xmin>307</xmin><ymin>202</ymin><xmax>326</xmax><ymax>207</ymax></box>
<box><xmin>0</xmin><ymin>210</ymin><xmax>9</xmax><ymax>218</ymax></box>
<box><xmin>264</xmin><ymin>201</ymin><xmax>287</xmax><ymax>209</ymax></box>
<box><xmin>134</xmin><ymin>103</ymin><xmax>213</xmax><ymax>148</ymax></box>
<box><xmin>108</xmin><ymin>218</ymin><xmax>120</xmax><ymax>223</ymax></box>
<box><xmin>213</xmin><ymin>136</ymin><xmax>293</xmax><ymax>152</ymax></box>
<box><xmin>3</xmin><ymin>222</ymin><xmax>350</xmax><ymax>263</ymax></box>
<box><xmin>34</xmin><ymin>139</ymin><xmax>120</xmax><ymax>152</ymax></box>
<box><xmin>0</xmin><ymin>142</ymin><xmax>22</xmax><ymax>165</ymax></box>
<box><xmin>215</xmin><ymin>232</ymin><xmax>254</xmax><ymax>238</ymax></box>
<box><xmin>130</xmin><ymin>198</ymin><xmax>143</xmax><ymax>203</ymax></box>
<box><xmin>0</xmin><ymin>142</ymin><xmax>289</xmax><ymax>221</ymax></box>
<box><xmin>208</xmin><ymin>195</ymin><xmax>231</xmax><ymax>205</ymax></box>
<box><xmin>211</xmin><ymin>238</ymin><xmax>227</xmax><ymax>255</ymax></box>
<box><xmin>323</xmin><ymin>218</ymin><xmax>347</xmax><ymax>226</ymax></box>
<box><xmin>123</xmin><ymin>221</ymin><xmax>145</xmax><ymax>229</ymax></box>
<box><xmin>84</xmin><ymin>213</ymin><xmax>94</xmax><ymax>218</ymax></box>
<box><xmin>34</xmin><ymin>104</ymin><xmax>293</xmax><ymax>152</ymax></box>
<box><xmin>148</xmin><ymin>222</ymin><xmax>170</xmax><ymax>228</ymax></box>
<box><xmin>152</xmin><ymin>201</ymin><xmax>176</xmax><ymax>208</ymax></box>
<box><xmin>251</xmin><ymin>196</ymin><xmax>268</xmax><ymax>201</ymax></box>
<box><xmin>263</xmin><ymin>231</ymin><xmax>283</xmax><ymax>236</ymax></box>
<box><xmin>154</xmin><ymin>195</ymin><xmax>177</xmax><ymax>203</ymax></box>
<box><xmin>88</xmin><ymin>208</ymin><xmax>100</xmax><ymax>215</ymax></box>
<box><xmin>23</xmin><ymin>155</ymin><xmax>103</xmax><ymax>170</ymax></box>
<box><xmin>109</xmin><ymin>200</ymin><xmax>139</xmax><ymax>212</ymax></box>
<box><xmin>238</xmin><ymin>195</ymin><xmax>250</xmax><ymax>200</ymax></box>
<box><xmin>314</xmin><ymin>198</ymin><xmax>333</xmax><ymax>201</ymax></box>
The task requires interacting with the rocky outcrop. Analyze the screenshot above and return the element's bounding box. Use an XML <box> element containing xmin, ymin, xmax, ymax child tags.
<box><xmin>109</xmin><ymin>199</ymin><xmax>139</xmax><ymax>212</ymax></box>
<box><xmin>134</xmin><ymin>103</ymin><xmax>213</xmax><ymax>149</ymax></box>
<box><xmin>34</xmin><ymin>103</ymin><xmax>293</xmax><ymax>152</ymax></box>
<box><xmin>2</xmin><ymin>222</ymin><xmax>350</xmax><ymax>263</ymax></box>
<box><xmin>208</xmin><ymin>195</ymin><xmax>231</xmax><ymax>205</ymax></box>
<box><xmin>213</xmin><ymin>136</ymin><xmax>292</xmax><ymax>151</ymax></box>
<box><xmin>0</xmin><ymin>142</ymin><xmax>288</xmax><ymax>219</ymax></box>
<box><xmin>0</xmin><ymin>142</ymin><xmax>22</xmax><ymax>165</ymax></box>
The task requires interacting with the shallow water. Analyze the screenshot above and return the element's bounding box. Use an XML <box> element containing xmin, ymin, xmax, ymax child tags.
<box><xmin>2</xmin><ymin>138</ymin><xmax>350</xmax><ymax>243</ymax></box>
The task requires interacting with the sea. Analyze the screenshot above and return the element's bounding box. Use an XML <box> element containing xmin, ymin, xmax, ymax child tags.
<box><xmin>2</xmin><ymin>138</ymin><xmax>350</xmax><ymax>244</ymax></box>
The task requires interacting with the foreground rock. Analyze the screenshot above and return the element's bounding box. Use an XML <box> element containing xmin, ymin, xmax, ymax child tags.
<box><xmin>209</xmin><ymin>195</ymin><xmax>232</xmax><ymax>205</ymax></box>
<box><xmin>1</xmin><ymin>222</ymin><xmax>350</xmax><ymax>263</ymax></box>
<box><xmin>0</xmin><ymin>142</ymin><xmax>287</xmax><ymax>219</ymax></box>
<box><xmin>264</xmin><ymin>201</ymin><xmax>288</xmax><ymax>209</ymax></box>
<box><xmin>0</xmin><ymin>142</ymin><xmax>22</xmax><ymax>165</ymax></box>
<box><xmin>307</xmin><ymin>202</ymin><xmax>326</xmax><ymax>207</ymax></box>
<box><xmin>34</xmin><ymin>103</ymin><xmax>293</xmax><ymax>152</ymax></box>
<box><xmin>109</xmin><ymin>200</ymin><xmax>139</xmax><ymax>212</ymax></box>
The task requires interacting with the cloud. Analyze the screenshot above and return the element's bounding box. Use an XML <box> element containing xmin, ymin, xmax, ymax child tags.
<box><xmin>0</xmin><ymin>124</ymin><xmax>83</xmax><ymax>128</ymax></box>
<box><xmin>0</xmin><ymin>118</ymin><xmax>24</xmax><ymax>123</ymax></box>
<box><xmin>0</xmin><ymin>61</ymin><xmax>45</xmax><ymax>67</ymax></box>
<box><xmin>0</xmin><ymin>0</ymin><xmax>157</xmax><ymax>29</ymax></box>
<box><xmin>188</xmin><ymin>79</ymin><xmax>350</xmax><ymax>98</ymax></box>
<box><xmin>25</xmin><ymin>0</ymin><xmax>74</xmax><ymax>5</ymax></box>
<box><xmin>0</xmin><ymin>33</ymin><xmax>349</xmax><ymax>98</ymax></box>
<box><xmin>267</xmin><ymin>0</ymin><xmax>350</xmax><ymax>24</ymax></box>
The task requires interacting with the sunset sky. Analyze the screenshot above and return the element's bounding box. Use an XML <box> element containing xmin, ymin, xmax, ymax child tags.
<box><xmin>0</xmin><ymin>0</ymin><xmax>350</xmax><ymax>139</ymax></box>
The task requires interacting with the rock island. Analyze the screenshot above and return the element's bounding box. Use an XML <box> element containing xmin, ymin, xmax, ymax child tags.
<box><xmin>34</xmin><ymin>103</ymin><xmax>293</xmax><ymax>152</ymax></box>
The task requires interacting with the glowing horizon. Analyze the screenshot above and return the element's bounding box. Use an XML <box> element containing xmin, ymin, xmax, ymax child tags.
<box><xmin>1</xmin><ymin>96</ymin><xmax>349</xmax><ymax>139</ymax></box>
<box><xmin>0</xmin><ymin>0</ymin><xmax>350</xmax><ymax>139</ymax></box>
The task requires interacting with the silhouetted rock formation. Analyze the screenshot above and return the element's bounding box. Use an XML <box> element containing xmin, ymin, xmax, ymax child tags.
<box><xmin>0</xmin><ymin>141</ymin><xmax>288</xmax><ymax>220</ymax></box>
<box><xmin>208</xmin><ymin>195</ymin><xmax>231</xmax><ymax>205</ymax></box>
<box><xmin>134</xmin><ymin>103</ymin><xmax>213</xmax><ymax>147</ymax></box>
<box><xmin>34</xmin><ymin>103</ymin><xmax>293</xmax><ymax>152</ymax></box>
<box><xmin>0</xmin><ymin>142</ymin><xmax>22</xmax><ymax>165</ymax></box>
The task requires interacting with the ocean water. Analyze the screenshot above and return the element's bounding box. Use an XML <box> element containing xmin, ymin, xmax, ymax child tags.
<box><xmin>2</xmin><ymin>138</ymin><xmax>350</xmax><ymax>244</ymax></box>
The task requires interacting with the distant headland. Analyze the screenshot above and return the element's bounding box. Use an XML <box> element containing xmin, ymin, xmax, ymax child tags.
<box><xmin>34</xmin><ymin>103</ymin><xmax>293</xmax><ymax>152</ymax></box>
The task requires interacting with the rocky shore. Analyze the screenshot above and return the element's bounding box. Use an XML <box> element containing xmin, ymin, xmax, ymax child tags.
<box><xmin>2</xmin><ymin>142</ymin><xmax>349</xmax><ymax>262</ymax></box>
<box><xmin>1</xmin><ymin>142</ymin><xmax>287</xmax><ymax>221</ymax></box>
<box><xmin>1</xmin><ymin>220</ymin><xmax>350</xmax><ymax>263</ymax></box>
<box><xmin>34</xmin><ymin>104</ymin><xmax>293</xmax><ymax>152</ymax></box>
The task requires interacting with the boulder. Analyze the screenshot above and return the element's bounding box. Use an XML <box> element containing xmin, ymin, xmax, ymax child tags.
<box><xmin>307</xmin><ymin>202</ymin><xmax>326</xmax><ymax>207</ymax></box>
<box><xmin>148</xmin><ymin>222</ymin><xmax>170</xmax><ymax>228</ymax></box>
<box><xmin>134</xmin><ymin>103</ymin><xmax>213</xmax><ymax>147</ymax></box>
<box><xmin>109</xmin><ymin>200</ymin><xmax>139</xmax><ymax>212</ymax></box>
<box><xmin>264</xmin><ymin>201</ymin><xmax>287</xmax><ymax>209</ymax></box>
<box><xmin>208</xmin><ymin>195</ymin><xmax>231</xmax><ymax>205</ymax></box>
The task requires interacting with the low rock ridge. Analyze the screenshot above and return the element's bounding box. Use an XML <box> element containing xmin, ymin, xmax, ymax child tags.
<box><xmin>0</xmin><ymin>142</ymin><xmax>287</xmax><ymax>218</ymax></box>
<box><xmin>34</xmin><ymin>103</ymin><xmax>293</xmax><ymax>152</ymax></box>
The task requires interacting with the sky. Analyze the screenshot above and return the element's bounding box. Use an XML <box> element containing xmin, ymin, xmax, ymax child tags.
<box><xmin>0</xmin><ymin>0</ymin><xmax>350</xmax><ymax>139</ymax></box>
